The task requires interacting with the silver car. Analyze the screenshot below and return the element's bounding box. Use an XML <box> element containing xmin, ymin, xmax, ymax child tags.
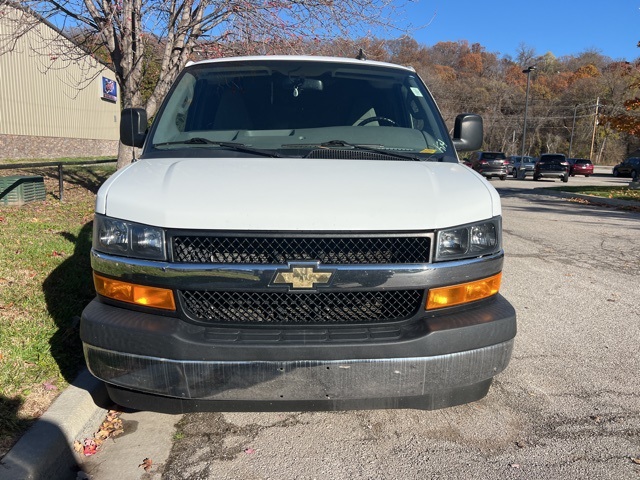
<box><xmin>510</xmin><ymin>155</ymin><xmax>537</xmax><ymax>179</ymax></box>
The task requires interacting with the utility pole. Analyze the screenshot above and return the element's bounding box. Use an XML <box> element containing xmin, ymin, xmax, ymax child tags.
<box><xmin>569</xmin><ymin>104</ymin><xmax>578</xmax><ymax>159</ymax></box>
<box><xmin>589</xmin><ymin>97</ymin><xmax>600</xmax><ymax>163</ymax></box>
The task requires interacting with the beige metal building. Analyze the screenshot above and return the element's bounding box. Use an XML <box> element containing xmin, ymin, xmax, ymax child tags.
<box><xmin>0</xmin><ymin>4</ymin><xmax>119</xmax><ymax>160</ymax></box>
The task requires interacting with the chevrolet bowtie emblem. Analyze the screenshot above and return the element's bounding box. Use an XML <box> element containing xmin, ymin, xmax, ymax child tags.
<box><xmin>273</xmin><ymin>266</ymin><xmax>333</xmax><ymax>290</ymax></box>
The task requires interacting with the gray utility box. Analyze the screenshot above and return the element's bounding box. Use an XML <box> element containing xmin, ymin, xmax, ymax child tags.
<box><xmin>0</xmin><ymin>175</ymin><xmax>46</xmax><ymax>206</ymax></box>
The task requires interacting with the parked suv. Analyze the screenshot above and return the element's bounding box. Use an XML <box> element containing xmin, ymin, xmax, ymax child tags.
<box><xmin>612</xmin><ymin>157</ymin><xmax>640</xmax><ymax>181</ymax></box>
<box><xmin>568</xmin><ymin>158</ymin><xmax>594</xmax><ymax>177</ymax></box>
<box><xmin>468</xmin><ymin>151</ymin><xmax>508</xmax><ymax>180</ymax></box>
<box><xmin>533</xmin><ymin>154</ymin><xmax>569</xmax><ymax>182</ymax></box>
<box><xmin>509</xmin><ymin>155</ymin><xmax>537</xmax><ymax>179</ymax></box>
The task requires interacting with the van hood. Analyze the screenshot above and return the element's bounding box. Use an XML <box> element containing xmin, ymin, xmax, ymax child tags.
<box><xmin>97</xmin><ymin>158</ymin><xmax>501</xmax><ymax>231</ymax></box>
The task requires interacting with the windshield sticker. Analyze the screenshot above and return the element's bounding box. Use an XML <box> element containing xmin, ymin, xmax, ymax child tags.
<box><xmin>435</xmin><ymin>139</ymin><xmax>448</xmax><ymax>152</ymax></box>
<box><xmin>420</xmin><ymin>148</ymin><xmax>437</xmax><ymax>154</ymax></box>
<box><xmin>410</xmin><ymin>87</ymin><xmax>423</xmax><ymax>97</ymax></box>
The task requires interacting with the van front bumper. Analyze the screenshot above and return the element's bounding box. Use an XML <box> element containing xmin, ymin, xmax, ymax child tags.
<box><xmin>81</xmin><ymin>294</ymin><xmax>516</xmax><ymax>412</ymax></box>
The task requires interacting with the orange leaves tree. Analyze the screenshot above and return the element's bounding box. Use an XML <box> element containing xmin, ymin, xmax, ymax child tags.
<box><xmin>602</xmin><ymin>65</ymin><xmax>640</xmax><ymax>137</ymax></box>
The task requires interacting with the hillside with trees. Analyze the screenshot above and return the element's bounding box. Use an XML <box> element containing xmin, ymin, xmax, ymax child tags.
<box><xmin>301</xmin><ymin>37</ymin><xmax>640</xmax><ymax>165</ymax></box>
<box><xmin>2</xmin><ymin>0</ymin><xmax>639</xmax><ymax>164</ymax></box>
<box><xmin>91</xmin><ymin>32</ymin><xmax>640</xmax><ymax>164</ymax></box>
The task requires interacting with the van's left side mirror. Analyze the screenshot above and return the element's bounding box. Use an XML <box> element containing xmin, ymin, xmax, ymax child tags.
<box><xmin>120</xmin><ymin>108</ymin><xmax>148</xmax><ymax>148</ymax></box>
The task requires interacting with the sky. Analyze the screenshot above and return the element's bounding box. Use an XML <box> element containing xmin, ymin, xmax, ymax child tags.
<box><xmin>399</xmin><ymin>0</ymin><xmax>640</xmax><ymax>61</ymax></box>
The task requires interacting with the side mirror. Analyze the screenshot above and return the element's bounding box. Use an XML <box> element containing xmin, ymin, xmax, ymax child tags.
<box><xmin>120</xmin><ymin>108</ymin><xmax>148</xmax><ymax>148</ymax></box>
<box><xmin>452</xmin><ymin>114</ymin><xmax>483</xmax><ymax>152</ymax></box>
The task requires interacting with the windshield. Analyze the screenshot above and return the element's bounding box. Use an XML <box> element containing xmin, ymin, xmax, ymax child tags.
<box><xmin>146</xmin><ymin>59</ymin><xmax>456</xmax><ymax>161</ymax></box>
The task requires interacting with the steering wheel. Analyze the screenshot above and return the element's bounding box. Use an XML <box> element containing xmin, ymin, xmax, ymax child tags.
<box><xmin>356</xmin><ymin>116</ymin><xmax>398</xmax><ymax>127</ymax></box>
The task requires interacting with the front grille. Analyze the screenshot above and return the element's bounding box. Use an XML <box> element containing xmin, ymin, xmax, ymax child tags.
<box><xmin>171</xmin><ymin>235</ymin><xmax>430</xmax><ymax>264</ymax></box>
<box><xmin>180</xmin><ymin>290</ymin><xmax>424</xmax><ymax>324</ymax></box>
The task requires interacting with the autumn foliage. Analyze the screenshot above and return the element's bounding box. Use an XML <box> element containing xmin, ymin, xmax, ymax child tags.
<box><xmin>3</xmin><ymin>0</ymin><xmax>639</xmax><ymax>163</ymax></box>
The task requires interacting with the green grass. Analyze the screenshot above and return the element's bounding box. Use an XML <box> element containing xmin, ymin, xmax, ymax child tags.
<box><xmin>0</xmin><ymin>163</ymin><xmax>115</xmax><ymax>456</ymax></box>
<box><xmin>545</xmin><ymin>185</ymin><xmax>640</xmax><ymax>202</ymax></box>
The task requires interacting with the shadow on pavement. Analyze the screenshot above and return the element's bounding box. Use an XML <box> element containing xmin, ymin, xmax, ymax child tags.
<box><xmin>0</xmin><ymin>394</ymin><xmax>79</xmax><ymax>480</ymax></box>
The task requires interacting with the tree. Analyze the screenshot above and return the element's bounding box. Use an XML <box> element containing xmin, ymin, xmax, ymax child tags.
<box><xmin>601</xmin><ymin>63</ymin><xmax>640</xmax><ymax>139</ymax></box>
<box><xmin>3</xmin><ymin>0</ymin><xmax>410</xmax><ymax>167</ymax></box>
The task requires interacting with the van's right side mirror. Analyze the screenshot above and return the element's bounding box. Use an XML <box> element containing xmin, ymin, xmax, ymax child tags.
<box><xmin>452</xmin><ymin>114</ymin><xmax>483</xmax><ymax>152</ymax></box>
<box><xmin>120</xmin><ymin>108</ymin><xmax>148</xmax><ymax>148</ymax></box>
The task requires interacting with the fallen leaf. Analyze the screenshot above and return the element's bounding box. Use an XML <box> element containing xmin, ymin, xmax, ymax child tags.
<box><xmin>52</xmin><ymin>251</ymin><xmax>64</xmax><ymax>257</ymax></box>
<box><xmin>42</xmin><ymin>380</ymin><xmax>57</xmax><ymax>391</ymax></box>
<box><xmin>510</xmin><ymin>464</ymin><xmax>520</xmax><ymax>468</ymax></box>
<box><xmin>139</xmin><ymin>458</ymin><xmax>153</xmax><ymax>472</ymax></box>
<box><xmin>73</xmin><ymin>440</ymin><xmax>84</xmax><ymax>454</ymax></box>
<box><xmin>74</xmin><ymin>410</ymin><xmax>125</xmax><ymax>457</ymax></box>
<box><xmin>244</xmin><ymin>448</ymin><xmax>256</xmax><ymax>454</ymax></box>
<box><xmin>83</xmin><ymin>439</ymin><xmax>98</xmax><ymax>456</ymax></box>
<box><xmin>631</xmin><ymin>457</ymin><xmax>640</xmax><ymax>465</ymax></box>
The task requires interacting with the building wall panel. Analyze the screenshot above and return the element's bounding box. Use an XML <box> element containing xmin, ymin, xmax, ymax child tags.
<box><xmin>0</xmin><ymin>7</ymin><xmax>120</xmax><ymax>141</ymax></box>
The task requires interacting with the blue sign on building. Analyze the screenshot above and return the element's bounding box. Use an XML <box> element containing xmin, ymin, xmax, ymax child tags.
<box><xmin>102</xmin><ymin>77</ymin><xmax>117</xmax><ymax>102</ymax></box>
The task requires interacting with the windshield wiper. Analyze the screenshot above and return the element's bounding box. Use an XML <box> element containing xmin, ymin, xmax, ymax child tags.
<box><xmin>154</xmin><ymin>138</ymin><xmax>281</xmax><ymax>157</ymax></box>
<box><xmin>314</xmin><ymin>140</ymin><xmax>424</xmax><ymax>162</ymax></box>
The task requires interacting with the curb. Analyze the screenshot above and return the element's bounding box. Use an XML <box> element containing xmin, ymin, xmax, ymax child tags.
<box><xmin>532</xmin><ymin>187</ymin><xmax>640</xmax><ymax>209</ymax></box>
<box><xmin>0</xmin><ymin>370</ymin><xmax>109</xmax><ymax>480</ymax></box>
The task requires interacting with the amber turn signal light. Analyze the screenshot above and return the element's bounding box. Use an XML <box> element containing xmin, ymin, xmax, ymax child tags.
<box><xmin>93</xmin><ymin>273</ymin><xmax>176</xmax><ymax>311</ymax></box>
<box><xmin>426</xmin><ymin>273</ymin><xmax>502</xmax><ymax>310</ymax></box>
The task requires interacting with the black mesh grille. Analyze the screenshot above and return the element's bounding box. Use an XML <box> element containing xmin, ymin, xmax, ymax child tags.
<box><xmin>171</xmin><ymin>235</ymin><xmax>430</xmax><ymax>264</ymax></box>
<box><xmin>180</xmin><ymin>290</ymin><xmax>423</xmax><ymax>324</ymax></box>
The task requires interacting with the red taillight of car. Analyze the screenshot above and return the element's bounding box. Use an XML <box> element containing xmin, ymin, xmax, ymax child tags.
<box><xmin>480</xmin><ymin>160</ymin><xmax>489</xmax><ymax>165</ymax></box>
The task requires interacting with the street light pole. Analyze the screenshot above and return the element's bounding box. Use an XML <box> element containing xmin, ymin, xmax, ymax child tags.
<box><xmin>519</xmin><ymin>65</ymin><xmax>536</xmax><ymax>179</ymax></box>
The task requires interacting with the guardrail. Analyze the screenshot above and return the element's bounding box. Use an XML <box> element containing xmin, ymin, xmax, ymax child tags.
<box><xmin>0</xmin><ymin>159</ymin><xmax>116</xmax><ymax>202</ymax></box>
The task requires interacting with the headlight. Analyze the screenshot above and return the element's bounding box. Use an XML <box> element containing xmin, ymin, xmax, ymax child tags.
<box><xmin>93</xmin><ymin>214</ymin><xmax>166</xmax><ymax>260</ymax></box>
<box><xmin>435</xmin><ymin>217</ymin><xmax>501</xmax><ymax>261</ymax></box>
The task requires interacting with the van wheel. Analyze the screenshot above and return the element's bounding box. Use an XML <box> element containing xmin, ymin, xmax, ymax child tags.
<box><xmin>533</xmin><ymin>174</ymin><xmax>540</xmax><ymax>181</ymax></box>
<box><xmin>562</xmin><ymin>175</ymin><xmax>569</xmax><ymax>183</ymax></box>
<box><xmin>499</xmin><ymin>175</ymin><xmax>506</xmax><ymax>181</ymax></box>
